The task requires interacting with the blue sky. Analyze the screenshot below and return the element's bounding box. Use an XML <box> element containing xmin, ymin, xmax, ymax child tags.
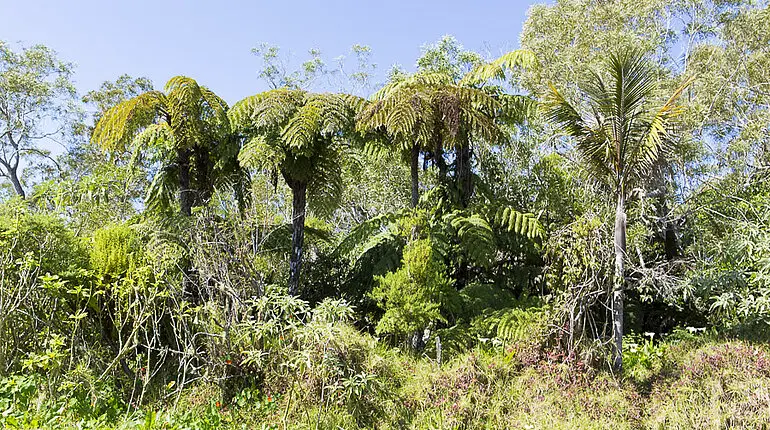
<box><xmin>0</xmin><ymin>0</ymin><xmax>539</xmax><ymax>104</ymax></box>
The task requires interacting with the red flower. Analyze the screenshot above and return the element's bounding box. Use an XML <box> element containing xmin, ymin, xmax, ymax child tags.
<box><xmin>267</xmin><ymin>395</ymin><xmax>274</xmax><ymax>402</ymax></box>
<box><xmin>215</xmin><ymin>401</ymin><xmax>222</xmax><ymax>408</ymax></box>
<box><xmin>225</xmin><ymin>359</ymin><xmax>232</xmax><ymax>365</ymax></box>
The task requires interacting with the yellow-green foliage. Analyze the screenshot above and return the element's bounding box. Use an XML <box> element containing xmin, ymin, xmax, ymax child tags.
<box><xmin>90</xmin><ymin>224</ymin><xmax>141</xmax><ymax>277</ymax></box>
<box><xmin>371</xmin><ymin>239</ymin><xmax>455</xmax><ymax>340</ymax></box>
<box><xmin>0</xmin><ymin>198</ymin><xmax>87</xmax><ymax>275</ymax></box>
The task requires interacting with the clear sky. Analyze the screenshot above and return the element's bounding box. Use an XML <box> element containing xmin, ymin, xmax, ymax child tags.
<box><xmin>0</xmin><ymin>0</ymin><xmax>539</xmax><ymax>104</ymax></box>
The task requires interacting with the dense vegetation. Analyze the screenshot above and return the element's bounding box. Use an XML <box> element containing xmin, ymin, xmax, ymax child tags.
<box><xmin>2</xmin><ymin>0</ymin><xmax>770</xmax><ymax>428</ymax></box>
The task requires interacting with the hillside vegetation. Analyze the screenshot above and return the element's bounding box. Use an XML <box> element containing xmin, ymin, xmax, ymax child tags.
<box><xmin>1</xmin><ymin>0</ymin><xmax>770</xmax><ymax>428</ymax></box>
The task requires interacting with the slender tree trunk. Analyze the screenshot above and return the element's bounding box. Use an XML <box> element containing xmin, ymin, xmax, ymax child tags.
<box><xmin>457</xmin><ymin>141</ymin><xmax>473</xmax><ymax>208</ymax></box>
<box><xmin>7</xmin><ymin>167</ymin><xmax>25</xmax><ymax>198</ymax></box>
<box><xmin>193</xmin><ymin>146</ymin><xmax>213</xmax><ymax>207</ymax></box>
<box><xmin>288</xmin><ymin>180</ymin><xmax>307</xmax><ymax>296</ymax></box>
<box><xmin>235</xmin><ymin>175</ymin><xmax>247</xmax><ymax>218</ymax></box>
<box><xmin>410</xmin><ymin>143</ymin><xmax>420</xmax><ymax>208</ymax></box>
<box><xmin>177</xmin><ymin>148</ymin><xmax>192</xmax><ymax>216</ymax></box>
<box><xmin>434</xmin><ymin>134</ymin><xmax>447</xmax><ymax>183</ymax></box>
<box><xmin>612</xmin><ymin>192</ymin><xmax>626</xmax><ymax>372</ymax></box>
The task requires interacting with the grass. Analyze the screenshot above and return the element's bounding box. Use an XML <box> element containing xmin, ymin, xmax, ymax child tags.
<box><xmin>3</xmin><ymin>330</ymin><xmax>770</xmax><ymax>429</ymax></box>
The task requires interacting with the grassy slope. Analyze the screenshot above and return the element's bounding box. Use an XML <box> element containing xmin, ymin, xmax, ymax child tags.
<box><xmin>3</xmin><ymin>333</ymin><xmax>770</xmax><ymax>429</ymax></box>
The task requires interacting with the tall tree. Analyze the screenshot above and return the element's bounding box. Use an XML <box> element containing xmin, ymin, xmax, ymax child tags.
<box><xmin>545</xmin><ymin>50</ymin><xmax>693</xmax><ymax>370</ymax></box>
<box><xmin>357</xmin><ymin>72</ymin><xmax>439</xmax><ymax>208</ymax></box>
<box><xmin>0</xmin><ymin>42</ymin><xmax>76</xmax><ymax>198</ymax></box>
<box><xmin>358</xmin><ymin>62</ymin><xmax>534</xmax><ymax>209</ymax></box>
<box><xmin>230</xmin><ymin>89</ymin><xmax>362</xmax><ymax>295</ymax></box>
<box><xmin>92</xmin><ymin>76</ymin><xmax>232</xmax><ymax>215</ymax></box>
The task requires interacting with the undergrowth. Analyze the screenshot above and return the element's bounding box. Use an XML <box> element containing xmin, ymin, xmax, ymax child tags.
<box><xmin>3</xmin><ymin>328</ymin><xmax>770</xmax><ymax>429</ymax></box>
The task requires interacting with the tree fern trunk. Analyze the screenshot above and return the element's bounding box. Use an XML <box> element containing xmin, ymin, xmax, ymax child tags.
<box><xmin>177</xmin><ymin>148</ymin><xmax>192</xmax><ymax>216</ymax></box>
<box><xmin>288</xmin><ymin>180</ymin><xmax>307</xmax><ymax>296</ymax></box>
<box><xmin>612</xmin><ymin>192</ymin><xmax>626</xmax><ymax>372</ymax></box>
<box><xmin>193</xmin><ymin>146</ymin><xmax>213</xmax><ymax>207</ymax></box>
<box><xmin>434</xmin><ymin>133</ymin><xmax>447</xmax><ymax>183</ymax></box>
<box><xmin>457</xmin><ymin>141</ymin><xmax>472</xmax><ymax>208</ymax></box>
<box><xmin>410</xmin><ymin>143</ymin><xmax>419</xmax><ymax>208</ymax></box>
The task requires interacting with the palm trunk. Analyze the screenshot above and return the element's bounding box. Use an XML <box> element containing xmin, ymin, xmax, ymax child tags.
<box><xmin>612</xmin><ymin>192</ymin><xmax>626</xmax><ymax>372</ymax></box>
<box><xmin>288</xmin><ymin>180</ymin><xmax>307</xmax><ymax>296</ymax></box>
<box><xmin>177</xmin><ymin>148</ymin><xmax>192</xmax><ymax>216</ymax></box>
<box><xmin>410</xmin><ymin>144</ymin><xmax>419</xmax><ymax>208</ymax></box>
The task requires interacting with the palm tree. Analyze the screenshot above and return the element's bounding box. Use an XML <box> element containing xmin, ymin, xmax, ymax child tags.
<box><xmin>545</xmin><ymin>50</ymin><xmax>694</xmax><ymax>371</ymax></box>
<box><xmin>229</xmin><ymin>89</ymin><xmax>362</xmax><ymax>295</ymax></box>
<box><xmin>92</xmin><ymin>76</ymin><xmax>232</xmax><ymax>216</ymax></box>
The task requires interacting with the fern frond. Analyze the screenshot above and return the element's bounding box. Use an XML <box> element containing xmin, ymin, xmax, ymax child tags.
<box><xmin>131</xmin><ymin>123</ymin><xmax>174</xmax><ymax>151</ymax></box>
<box><xmin>445</xmin><ymin>211</ymin><xmax>496</xmax><ymax>268</ymax></box>
<box><xmin>145</xmin><ymin>165</ymin><xmax>178</xmax><ymax>213</ymax></box>
<box><xmin>307</xmin><ymin>145</ymin><xmax>344</xmax><ymax>218</ymax></box>
<box><xmin>92</xmin><ymin>91</ymin><xmax>166</xmax><ymax>152</ymax></box>
<box><xmin>460</xmin><ymin>49</ymin><xmax>537</xmax><ymax>85</ymax></box>
<box><xmin>333</xmin><ymin>211</ymin><xmax>403</xmax><ymax>258</ymax></box>
<box><xmin>238</xmin><ymin>135</ymin><xmax>284</xmax><ymax>172</ymax></box>
<box><xmin>490</xmin><ymin>206</ymin><xmax>545</xmax><ymax>240</ymax></box>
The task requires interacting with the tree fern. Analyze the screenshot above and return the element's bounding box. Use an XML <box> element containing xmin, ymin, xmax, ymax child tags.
<box><xmin>92</xmin><ymin>76</ymin><xmax>233</xmax><ymax>215</ymax></box>
<box><xmin>231</xmin><ymin>88</ymin><xmax>360</xmax><ymax>294</ymax></box>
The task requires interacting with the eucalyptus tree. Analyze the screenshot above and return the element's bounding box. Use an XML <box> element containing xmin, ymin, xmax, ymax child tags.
<box><xmin>92</xmin><ymin>76</ymin><xmax>232</xmax><ymax>215</ymax></box>
<box><xmin>0</xmin><ymin>42</ymin><xmax>76</xmax><ymax>198</ymax></box>
<box><xmin>229</xmin><ymin>89</ymin><xmax>363</xmax><ymax>295</ymax></box>
<box><xmin>545</xmin><ymin>50</ymin><xmax>693</xmax><ymax>370</ymax></box>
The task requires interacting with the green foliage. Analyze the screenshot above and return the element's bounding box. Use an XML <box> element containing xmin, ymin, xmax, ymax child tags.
<box><xmin>92</xmin><ymin>76</ymin><xmax>235</xmax><ymax>214</ymax></box>
<box><xmin>682</xmin><ymin>181</ymin><xmax>770</xmax><ymax>335</ymax></box>
<box><xmin>82</xmin><ymin>74</ymin><xmax>154</xmax><ymax>122</ymax></box>
<box><xmin>371</xmin><ymin>239</ymin><xmax>455</xmax><ymax>341</ymax></box>
<box><xmin>0</xmin><ymin>41</ymin><xmax>77</xmax><ymax>198</ymax></box>
<box><xmin>231</xmin><ymin>89</ymin><xmax>361</xmax><ymax>216</ymax></box>
<box><xmin>90</xmin><ymin>224</ymin><xmax>142</xmax><ymax>277</ymax></box>
<box><xmin>0</xmin><ymin>197</ymin><xmax>88</xmax><ymax>275</ymax></box>
<box><xmin>545</xmin><ymin>49</ymin><xmax>693</xmax><ymax>194</ymax></box>
<box><xmin>623</xmin><ymin>333</ymin><xmax>663</xmax><ymax>369</ymax></box>
<box><xmin>5</xmin><ymin>10</ymin><xmax>770</xmax><ymax>427</ymax></box>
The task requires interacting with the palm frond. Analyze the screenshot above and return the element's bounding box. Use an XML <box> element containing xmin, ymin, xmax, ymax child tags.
<box><xmin>629</xmin><ymin>74</ymin><xmax>696</xmax><ymax>177</ymax></box>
